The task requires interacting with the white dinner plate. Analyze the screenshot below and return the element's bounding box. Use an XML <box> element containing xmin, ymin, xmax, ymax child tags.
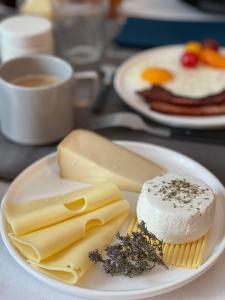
<box><xmin>114</xmin><ymin>45</ymin><xmax>225</xmax><ymax>129</ymax></box>
<box><xmin>1</xmin><ymin>141</ymin><xmax>225</xmax><ymax>299</ymax></box>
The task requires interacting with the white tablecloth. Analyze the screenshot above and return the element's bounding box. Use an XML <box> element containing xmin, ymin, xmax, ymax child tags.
<box><xmin>1</xmin><ymin>181</ymin><xmax>225</xmax><ymax>300</ymax></box>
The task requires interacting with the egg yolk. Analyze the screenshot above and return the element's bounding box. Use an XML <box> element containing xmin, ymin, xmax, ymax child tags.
<box><xmin>141</xmin><ymin>67</ymin><xmax>173</xmax><ymax>85</ymax></box>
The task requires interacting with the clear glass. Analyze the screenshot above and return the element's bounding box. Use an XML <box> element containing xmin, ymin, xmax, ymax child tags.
<box><xmin>53</xmin><ymin>0</ymin><xmax>108</xmax><ymax>65</ymax></box>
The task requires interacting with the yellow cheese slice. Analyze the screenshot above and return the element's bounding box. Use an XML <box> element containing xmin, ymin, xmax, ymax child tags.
<box><xmin>5</xmin><ymin>183</ymin><xmax>121</xmax><ymax>235</ymax></box>
<box><xmin>29</xmin><ymin>213</ymin><xmax>128</xmax><ymax>284</ymax></box>
<box><xmin>127</xmin><ymin>215</ymin><xmax>137</xmax><ymax>235</ymax></box>
<box><xmin>129</xmin><ymin>218</ymin><xmax>208</xmax><ymax>269</ymax></box>
<box><xmin>162</xmin><ymin>235</ymin><xmax>208</xmax><ymax>268</ymax></box>
<box><xmin>20</xmin><ymin>0</ymin><xmax>53</xmax><ymax>19</ymax></box>
<box><xmin>57</xmin><ymin>130</ymin><xmax>165</xmax><ymax>192</ymax></box>
<box><xmin>9</xmin><ymin>198</ymin><xmax>129</xmax><ymax>262</ymax></box>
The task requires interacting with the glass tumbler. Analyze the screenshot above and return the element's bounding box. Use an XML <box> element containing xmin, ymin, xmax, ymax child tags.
<box><xmin>53</xmin><ymin>0</ymin><xmax>108</xmax><ymax>65</ymax></box>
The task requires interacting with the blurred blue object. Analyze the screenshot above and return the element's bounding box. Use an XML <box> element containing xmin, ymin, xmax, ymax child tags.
<box><xmin>115</xmin><ymin>17</ymin><xmax>225</xmax><ymax>48</ymax></box>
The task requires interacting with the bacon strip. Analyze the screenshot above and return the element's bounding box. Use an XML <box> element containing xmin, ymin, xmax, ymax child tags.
<box><xmin>150</xmin><ymin>101</ymin><xmax>225</xmax><ymax>116</ymax></box>
<box><xmin>137</xmin><ymin>86</ymin><xmax>225</xmax><ymax>107</ymax></box>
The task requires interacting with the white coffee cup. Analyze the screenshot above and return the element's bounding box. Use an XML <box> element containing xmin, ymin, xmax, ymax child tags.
<box><xmin>0</xmin><ymin>55</ymin><xmax>97</xmax><ymax>145</ymax></box>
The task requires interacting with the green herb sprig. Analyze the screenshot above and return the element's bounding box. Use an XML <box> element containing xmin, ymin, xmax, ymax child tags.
<box><xmin>88</xmin><ymin>221</ymin><xmax>167</xmax><ymax>277</ymax></box>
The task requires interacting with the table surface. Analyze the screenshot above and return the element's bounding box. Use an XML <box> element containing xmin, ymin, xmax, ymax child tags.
<box><xmin>2</xmin><ymin>7</ymin><xmax>225</xmax><ymax>300</ymax></box>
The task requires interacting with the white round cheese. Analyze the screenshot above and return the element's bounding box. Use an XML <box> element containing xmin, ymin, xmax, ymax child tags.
<box><xmin>137</xmin><ymin>173</ymin><xmax>215</xmax><ymax>244</ymax></box>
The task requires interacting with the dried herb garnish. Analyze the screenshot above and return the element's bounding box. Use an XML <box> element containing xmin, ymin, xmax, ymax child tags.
<box><xmin>158</xmin><ymin>178</ymin><xmax>204</xmax><ymax>205</ymax></box>
<box><xmin>88</xmin><ymin>221</ymin><xmax>167</xmax><ymax>277</ymax></box>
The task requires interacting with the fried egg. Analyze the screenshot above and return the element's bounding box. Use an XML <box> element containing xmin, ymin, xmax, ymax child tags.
<box><xmin>127</xmin><ymin>56</ymin><xmax>225</xmax><ymax>99</ymax></box>
<box><xmin>142</xmin><ymin>67</ymin><xmax>173</xmax><ymax>85</ymax></box>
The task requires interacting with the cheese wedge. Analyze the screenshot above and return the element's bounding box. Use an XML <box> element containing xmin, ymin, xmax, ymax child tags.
<box><xmin>9</xmin><ymin>199</ymin><xmax>129</xmax><ymax>262</ymax></box>
<box><xmin>5</xmin><ymin>183</ymin><xmax>120</xmax><ymax>235</ymax></box>
<box><xmin>29</xmin><ymin>213</ymin><xmax>128</xmax><ymax>284</ymax></box>
<box><xmin>57</xmin><ymin>130</ymin><xmax>165</xmax><ymax>192</ymax></box>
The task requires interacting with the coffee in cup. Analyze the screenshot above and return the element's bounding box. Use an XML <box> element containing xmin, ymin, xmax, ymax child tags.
<box><xmin>11</xmin><ymin>74</ymin><xmax>61</xmax><ymax>88</ymax></box>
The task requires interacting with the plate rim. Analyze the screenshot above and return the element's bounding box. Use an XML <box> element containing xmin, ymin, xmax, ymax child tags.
<box><xmin>1</xmin><ymin>140</ymin><xmax>225</xmax><ymax>299</ymax></box>
<box><xmin>114</xmin><ymin>44</ymin><xmax>225</xmax><ymax>129</ymax></box>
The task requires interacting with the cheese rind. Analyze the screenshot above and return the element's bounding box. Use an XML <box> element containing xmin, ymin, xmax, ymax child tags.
<box><xmin>57</xmin><ymin>130</ymin><xmax>165</xmax><ymax>192</ymax></box>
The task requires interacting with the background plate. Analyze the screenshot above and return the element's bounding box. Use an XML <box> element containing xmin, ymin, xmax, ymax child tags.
<box><xmin>114</xmin><ymin>45</ymin><xmax>225</xmax><ymax>129</ymax></box>
<box><xmin>1</xmin><ymin>141</ymin><xmax>225</xmax><ymax>299</ymax></box>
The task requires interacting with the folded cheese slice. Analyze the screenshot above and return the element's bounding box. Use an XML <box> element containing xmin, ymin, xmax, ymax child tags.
<box><xmin>5</xmin><ymin>183</ymin><xmax>121</xmax><ymax>235</ymax></box>
<box><xmin>9</xmin><ymin>199</ymin><xmax>129</xmax><ymax>262</ymax></box>
<box><xmin>57</xmin><ymin>129</ymin><xmax>165</xmax><ymax>192</ymax></box>
<box><xmin>163</xmin><ymin>234</ymin><xmax>208</xmax><ymax>269</ymax></box>
<box><xmin>28</xmin><ymin>213</ymin><xmax>128</xmax><ymax>284</ymax></box>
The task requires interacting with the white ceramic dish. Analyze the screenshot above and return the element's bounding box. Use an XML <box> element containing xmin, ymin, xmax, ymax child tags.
<box><xmin>1</xmin><ymin>141</ymin><xmax>225</xmax><ymax>300</ymax></box>
<box><xmin>114</xmin><ymin>45</ymin><xmax>225</xmax><ymax>129</ymax></box>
